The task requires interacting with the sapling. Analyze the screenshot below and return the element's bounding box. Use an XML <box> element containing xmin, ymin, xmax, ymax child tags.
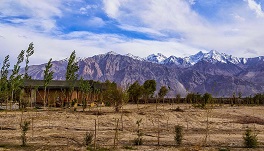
<box><xmin>84</xmin><ymin>131</ymin><xmax>93</xmax><ymax>146</ymax></box>
<box><xmin>134</xmin><ymin>119</ymin><xmax>143</xmax><ymax>145</ymax></box>
<box><xmin>243</xmin><ymin>128</ymin><xmax>258</xmax><ymax>148</ymax></box>
<box><xmin>20</xmin><ymin>120</ymin><xmax>30</xmax><ymax>146</ymax></box>
<box><xmin>113</xmin><ymin>119</ymin><xmax>119</xmax><ymax>149</ymax></box>
<box><xmin>174</xmin><ymin>125</ymin><xmax>183</xmax><ymax>146</ymax></box>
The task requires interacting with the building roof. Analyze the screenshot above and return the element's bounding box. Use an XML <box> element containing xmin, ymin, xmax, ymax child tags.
<box><xmin>22</xmin><ymin>80</ymin><xmax>104</xmax><ymax>90</ymax></box>
<box><xmin>23</xmin><ymin>80</ymin><xmax>80</xmax><ymax>89</ymax></box>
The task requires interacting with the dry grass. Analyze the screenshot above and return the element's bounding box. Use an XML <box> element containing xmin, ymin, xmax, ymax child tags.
<box><xmin>0</xmin><ymin>104</ymin><xmax>264</xmax><ymax>151</ymax></box>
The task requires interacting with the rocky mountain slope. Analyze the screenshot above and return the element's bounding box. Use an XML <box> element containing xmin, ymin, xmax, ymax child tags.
<box><xmin>21</xmin><ymin>50</ymin><xmax>264</xmax><ymax>97</ymax></box>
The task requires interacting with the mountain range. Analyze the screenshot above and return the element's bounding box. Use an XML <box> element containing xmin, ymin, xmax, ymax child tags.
<box><xmin>21</xmin><ymin>50</ymin><xmax>264</xmax><ymax>97</ymax></box>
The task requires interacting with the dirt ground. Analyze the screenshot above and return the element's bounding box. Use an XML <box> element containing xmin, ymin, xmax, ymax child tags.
<box><xmin>0</xmin><ymin>104</ymin><xmax>264</xmax><ymax>151</ymax></box>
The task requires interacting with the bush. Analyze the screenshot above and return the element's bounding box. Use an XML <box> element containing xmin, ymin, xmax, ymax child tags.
<box><xmin>219</xmin><ymin>148</ymin><xmax>230</xmax><ymax>151</ymax></box>
<box><xmin>71</xmin><ymin>99</ymin><xmax>77</xmax><ymax>107</ymax></box>
<box><xmin>123</xmin><ymin>145</ymin><xmax>136</xmax><ymax>150</ymax></box>
<box><xmin>133</xmin><ymin>137</ymin><xmax>143</xmax><ymax>145</ymax></box>
<box><xmin>104</xmin><ymin>101</ymin><xmax>111</xmax><ymax>107</ymax></box>
<box><xmin>173</xmin><ymin>106</ymin><xmax>184</xmax><ymax>112</ymax></box>
<box><xmin>134</xmin><ymin>119</ymin><xmax>143</xmax><ymax>145</ymax></box>
<box><xmin>84</xmin><ymin>131</ymin><xmax>94</xmax><ymax>146</ymax></box>
<box><xmin>174</xmin><ymin>125</ymin><xmax>183</xmax><ymax>146</ymax></box>
<box><xmin>243</xmin><ymin>128</ymin><xmax>258</xmax><ymax>148</ymax></box>
<box><xmin>20</xmin><ymin>120</ymin><xmax>30</xmax><ymax>146</ymax></box>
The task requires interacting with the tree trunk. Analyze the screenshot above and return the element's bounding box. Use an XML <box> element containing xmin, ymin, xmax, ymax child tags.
<box><xmin>44</xmin><ymin>87</ymin><xmax>47</xmax><ymax>108</ymax></box>
<box><xmin>114</xmin><ymin>119</ymin><xmax>119</xmax><ymax>149</ymax></box>
<box><xmin>10</xmin><ymin>90</ymin><xmax>14</xmax><ymax>110</ymax></box>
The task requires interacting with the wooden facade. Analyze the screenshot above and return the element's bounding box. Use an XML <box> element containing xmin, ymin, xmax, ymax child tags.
<box><xmin>23</xmin><ymin>80</ymin><xmax>82</xmax><ymax>106</ymax></box>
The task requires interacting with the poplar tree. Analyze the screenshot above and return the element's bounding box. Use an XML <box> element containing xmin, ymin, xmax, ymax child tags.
<box><xmin>10</xmin><ymin>50</ymin><xmax>25</xmax><ymax>108</ymax></box>
<box><xmin>79</xmin><ymin>77</ymin><xmax>91</xmax><ymax>111</ymax></box>
<box><xmin>65</xmin><ymin>50</ymin><xmax>79</xmax><ymax>106</ymax></box>
<box><xmin>142</xmin><ymin>80</ymin><xmax>156</xmax><ymax>103</ymax></box>
<box><xmin>127</xmin><ymin>81</ymin><xmax>143</xmax><ymax>104</ymax></box>
<box><xmin>158</xmin><ymin>86</ymin><xmax>169</xmax><ymax>103</ymax></box>
<box><xmin>24</xmin><ymin>42</ymin><xmax>34</xmax><ymax>80</ymax></box>
<box><xmin>0</xmin><ymin>55</ymin><xmax>10</xmax><ymax>109</ymax></box>
<box><xmin>43</xmin><ymin>58</ymin><xmax>54</xmax><ymax>108</ymax></box>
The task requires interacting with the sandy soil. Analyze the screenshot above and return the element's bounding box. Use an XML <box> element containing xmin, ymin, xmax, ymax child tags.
<box><xmin>0</xmin><ymin>104</ymin><xmax>264</xmax><ymax>151</ymax></box>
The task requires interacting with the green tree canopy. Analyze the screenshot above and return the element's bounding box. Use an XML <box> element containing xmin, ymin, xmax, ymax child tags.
<box><xmin>127</xmin><ymin>81</ymin><xmax>143</xmax><ymax>103</ymax></box>
<box><xmin>24</xmin><ymin>42</ymin><xmax>34</xmax><ymax>80</ymax></box>
<box><xmin>202</xmin><ymin>92</ymin><xmax>212</xmax><ymax>108</ymax></box>
<box><xmin>158</xmin><ymin>86</ymin><xmax>169</xmax><ymax>99</ymax></box>
<box><xmin>65</xmin><ymin>50</ymin><xmax>79</xmax><ymax>104</ymax></box>
<box><xmin>43</xmin><ymin>58</ymin><xmax>54</xmax><ymax>107</ymax></box>
<box><xmin>10</xmin><ymin>50</ymin><xmax>25</xmax><ymax>103</ymax></box>
<box><xmin>66</xmin><ymin>50</ymin><xmax>79</xmax><ymax>81</ymax></box>
<box><xmin>142</xmin><ymin>80</ymin><xmax>156</xmax><ymax>98</ymax></box>
<box><xmin>0</xmin><ymin>55</ymin><xmax>10</xmax><ymax>102</ymax></box>
<box><xmin>102</xmin><ymin>80</ymin><xmax>128</xmax><ymax>112</ymax></box>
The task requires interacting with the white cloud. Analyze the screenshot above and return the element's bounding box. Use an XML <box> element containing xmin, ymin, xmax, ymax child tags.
<box><xmin>103</xmin><ymin>0</ymin><xmax>121</xmax><ymax>18</ymax></box>
<box><xmin>0</xmin><ymin>0</ymin><xmax>62</xmax><ymax>32</ymax></box>
<box><xmin>86</xmin><ymin>17</ymin><xmax>106</xmax><ymax>27</ymax></box>
<box><xmin>0</xmin><ymin>23</ymin><xmax>200</xmax><ymax>66</ymax></box>
<box><xmin>247</xmin><ymin>0</ymin><xmax>264</xmax><ymax>17</ymax></box>
<box><xmin>188</xmin><ymin>0</ymin><xmax>196</xmax><ymax>5</ymax></box>
<box><xmin>232</xmin><ymin>14</ymin><xmax>246</xmax><ymax>22</ymax></box>
<box><xmin>102</xmin><ymin>0</ymin><xmax>264</xmax><ymax>57</ymax></box>
<box><xmin>118</xmin><ymin>25</ymin><xmax>165</xmax><ymax>37</ymax></box>
<box><xmin>79</xmin><ymin>4</ymin><xmax>98</xmax><ymax>14</ymax></box>
<box><xmin>1</xmin><ymin>0</ymin><xmax>264</xmax><ymax>67</ymax></box>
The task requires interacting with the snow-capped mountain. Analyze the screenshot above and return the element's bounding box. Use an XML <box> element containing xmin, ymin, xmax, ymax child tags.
<box><xmin>146</xmin><ymin>50</ymin><xmax>261</xmax><ymax>67</ymax></box>
<box><xmin>125</xmin><ymin>53</ymin><xmax>145</xmax><ymax>61</ymax></box>
<box><xmin>146</xmin><ymin>53</ymin><xmax>167</xmax><ymax>63</ymax></box>
<box><xmin>184</xmin><ymin>51</ymin><xmax>204</xmax><ymax>65</ymax></box>
<box><xmin>162</xmin><ymin>56</ymin><xmax>184</xmax><ymax>66</ymax></box>
<box><xmin>202</xmin><ymin>50</ymin><xmax>241</xmax><ymax>64</ymax></box>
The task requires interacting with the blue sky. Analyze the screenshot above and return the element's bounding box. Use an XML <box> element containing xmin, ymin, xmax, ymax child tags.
<box><xmin>0</xmin><ymin>0</ymin><xmax>264</xmax><ymax>65</ymax></box>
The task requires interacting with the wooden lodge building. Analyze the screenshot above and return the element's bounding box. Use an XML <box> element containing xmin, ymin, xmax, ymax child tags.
<box><xmin>22</xmin><ymin>80</ymin><xmax>102</xmax><ymax>107</ymax></box>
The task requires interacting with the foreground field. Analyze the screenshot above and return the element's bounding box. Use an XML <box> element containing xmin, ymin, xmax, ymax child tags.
<box><xmin>0</xmin><ymin>104</ymin><xmax>264</xmax><ymax>151</ymax></box>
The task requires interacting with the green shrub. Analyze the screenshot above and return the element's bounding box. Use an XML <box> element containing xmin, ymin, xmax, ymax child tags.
<box><xmin>133</xmin><ymin>137</ymin><xmax>143</xmax><ymax>146</ymax></box>
<box><xmin>243</xmin><ymin>128</ymin><xmax>258</xmax><ymax>148</ymax></box>
<box><xmin>104</xmin><ymin>101</ymin><xmax>111</xmax><ymax>107</ymax></box>
<box><xmin>123</xmin><ymin>145</ymin><xmax>136</xmax><ymax>150</ymax></box>
<box><xmin>174</xmin><ymin>125</ymin><xmax>183</xmax><ymax>146</ymax></box>
<box><xmin>219</xmin><ymin>148</ymin><xmax>230</xmax><ymax>151</ymax></box>
<box><xmin>134</xmin><ymin>119</ymin><xmax>143</xmax><ymax>145</ymax></box>
<box><xmin>71</xmin><ymin>99</ymin><xmax>77</xmax><ymax>107</ymax></box>
<box><xmin>84</xmin><ymin>131</ymin><xmax>94</xmax><ymax>146</ymax></box>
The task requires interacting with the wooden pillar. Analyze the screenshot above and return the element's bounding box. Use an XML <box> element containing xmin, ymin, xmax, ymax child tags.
<box><xmin>31</xmin><ymin>89</ymin><xmax>36</xmax><ymax>107</ymax></box>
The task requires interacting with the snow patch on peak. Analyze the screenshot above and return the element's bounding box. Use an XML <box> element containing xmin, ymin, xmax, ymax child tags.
<box><xmin>97</xmin><ymin>51</ymin><xmax>119</xmax><ymax>58</ymax></box>
<box><xmin>77</xmin><ymin>57</ymin><xmax>87</xmax><ymax>61</ymax></box>
<box><xmin>184</xmin><ymin>51</ymin><xmax>204</xmax><ymax>65</ymax></box>
<box><xmin>126</xmin><ymin>53</ymin><xmax>145</xmax><ymax>61</ymax></box>
<box><xmin>148</xmin><ymin>50</ymin><xmax>248</xmax><ymax>67</ymax></box>
<box><xmin>163</xmin><ymin>56</ymin><xmax>182</xmax><ymax>65</ymax></box>
<box><xmin>203</xmin><ymin>50</ymin><xmax>227</xmax><ymax>63</ymax></box>
<box><xmin>106</xmin><ymin>51</ymin><xmax>118</xmax><ymax>55</ymax></box>
<box><xmin>146</xmin><ymin>53</ymin><xmax>167</xmax><ymax>63</ymax></box>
